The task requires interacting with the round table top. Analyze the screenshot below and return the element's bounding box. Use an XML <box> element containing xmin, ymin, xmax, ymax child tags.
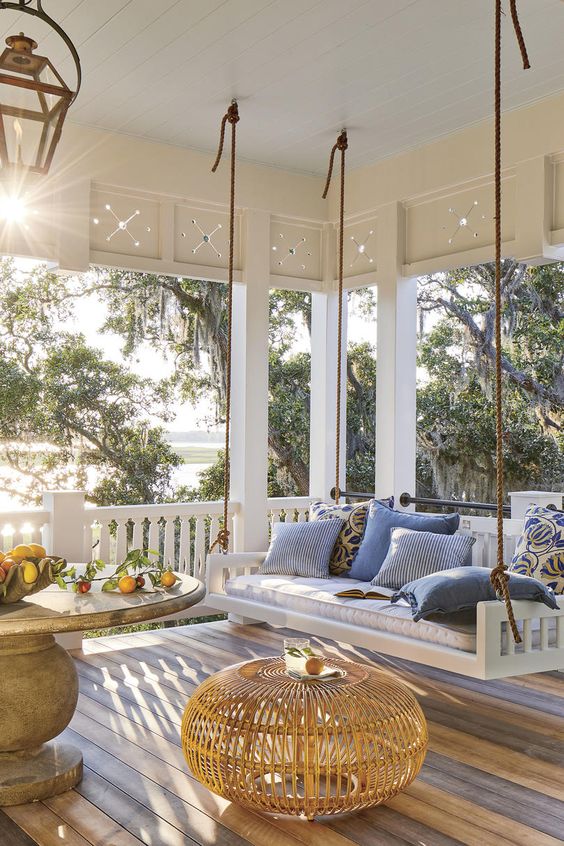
<box><xmin>237</xmin><ymin>656</ymin><xmax>370</xmax><ymax>688</ymax></box>
<box><xmin>0</xmin><ymin>574</ymin><xmax>205</xmax><ymax>636</ymax></box>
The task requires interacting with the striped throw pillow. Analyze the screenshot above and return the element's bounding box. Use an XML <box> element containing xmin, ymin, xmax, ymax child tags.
<box><xmin>259</xmin><ymin>519</ymin><xmax>345</xmax><ymax>578</ymax></box>
<box><xmin>371</xmin><ymin>528</ymin><xmax>475</xmax><ymax>590</ymax></box>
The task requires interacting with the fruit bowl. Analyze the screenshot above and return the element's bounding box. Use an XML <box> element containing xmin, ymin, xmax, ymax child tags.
<box><xmin>0</xmin><ymin>543</ymin><xmax>67</xmax><ymax>605</ymax></box>
<box><xmin>0</xmin><ymin>556</ymin><xmax>64</xmax><ymax>605</ymax></box>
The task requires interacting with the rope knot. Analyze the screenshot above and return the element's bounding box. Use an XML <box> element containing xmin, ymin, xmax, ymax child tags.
<box><xmin>490</xmin><ymin>563</ymin><xmax>509</xmax><ymax>591</ymax></box>
<box><xmin>211</xmin><ymin>100</ymin><xmax>239</xmax><ymax>173</ymax></box>
<box><xmin>322</xmin><ymin>128</ymin><xmax>348</xmax><ymax>199</ymax></box>
<box><xmin>209</xmin><ymin>527</ymin><xmax>230</xmax><ymax>555</ymax></box>
<box><xmin>227</xmin><ymin>101</ymin><xmax>240</xmax><ymax>125</ymax></box>
<box><xmin>490</xmin><ymin>563</ymin><xmax>522</xmax><ymax>644</ymax></box>
<box><xmin>336</xmin><ymin>129</ymin><xmax>348</xmax><ymax>151</ymax></box>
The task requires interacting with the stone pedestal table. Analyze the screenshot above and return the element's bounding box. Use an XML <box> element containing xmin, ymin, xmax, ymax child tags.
<box><xmin>0</xmin><ymin>574</ymin><xmax>205</xmax><ymax>805</ymax></box>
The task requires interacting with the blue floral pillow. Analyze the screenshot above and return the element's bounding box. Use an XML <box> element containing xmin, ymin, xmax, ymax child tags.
<box><xmin>509</xmin><ymin>505</ymin><xmax>564</xmax><ymax>594</ymax></box>
<box><xmin>310</xmin><ymin>497</ymin><xmax>393</xmax><ymax>576</ymax></box>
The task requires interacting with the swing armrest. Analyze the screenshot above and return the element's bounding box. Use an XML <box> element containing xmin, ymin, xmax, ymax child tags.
<box><xmin>207</xmin><ymin>552</ymin><xmax>266</xmax><ymax>595</ymax></box>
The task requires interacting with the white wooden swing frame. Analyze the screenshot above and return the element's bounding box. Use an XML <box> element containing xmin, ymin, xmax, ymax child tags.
<box><xmin>206</xmin><ymin>535</ymin><xmax>564</xmax><ymax>681</ymax></box>
<box><xmin>207</xmin><ymin>15</ymin><xmax>564</xmax><ymax>681</ymax></box>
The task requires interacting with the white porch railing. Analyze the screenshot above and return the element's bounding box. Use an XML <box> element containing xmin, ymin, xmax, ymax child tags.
<box><xmin>85</xmin><ymin>501</ymin><xmax>239</xmax><ymax>578</ymax></box>
<box><xmin>0</xmin><ymin>509</ymin><xmax>50</xmax><ymax>550</ymax></box>
<box><xmin>458</xmin><ymin>515</ymin><xmax>524</xmax><ymax>566</ymax></box>
<box><xmin>0</xmin><ymin>491</ymin><xmax>559</xmax><ymax>596</ymax></box>
<box><xmin>267</xmin><ymin>496</ymin><xmax>313</xmax><ymax>526</ymax></box>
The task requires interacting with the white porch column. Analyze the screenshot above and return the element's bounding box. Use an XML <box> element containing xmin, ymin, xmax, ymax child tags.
<box><xmin>42</xmin><ymin>490</ymin><xmax>86</xmax><ymax>562</ymax></box>
<box><xmin>374</xmin><ymin>202</ymin><xmax>417</xmax><ymax>503</ymax></box>
<box><xmin>309</xmin><ymin>290</ymin><xmax>348</xmax><ymax>502</ymax></box>
<box><xmin>230</xmin><ymin>209</ymin><xmax>270</xmax><ymax>552</ymax></box>
<box><xmin>375</xmin><ymin>274</ymin><xmax>417</xmax><ymax>502</ymax></box>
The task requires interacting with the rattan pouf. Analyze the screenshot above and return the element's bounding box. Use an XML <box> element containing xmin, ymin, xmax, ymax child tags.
<box><xmin>181</xmin><ymin>656</ymin><xmax>428</xmax><ymax>819</ymax></box>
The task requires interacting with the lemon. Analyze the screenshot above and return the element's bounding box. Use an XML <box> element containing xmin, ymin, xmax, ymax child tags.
<box><xmin>11</xmin><ymin>544</ymin><xmax>34</xmax><ymax>563</ymax></box>
<box><xmin>28</xmin><ymin>543</ymin><xmax>46</xmax><ymax>559</ymax></box>
<box><xmin>22</xmin><ymin>561</ymin><xmax>39</xmax><ymax>584</ymax></box>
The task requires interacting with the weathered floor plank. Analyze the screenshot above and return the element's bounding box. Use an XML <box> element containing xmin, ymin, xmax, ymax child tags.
<box><xmin>6</xmin><ymin>620</ymin><xmax>564</xmax><ymax>846</ymax></box>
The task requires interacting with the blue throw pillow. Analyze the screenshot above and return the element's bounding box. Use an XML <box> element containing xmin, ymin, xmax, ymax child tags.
<box><xmin>259</xmin><ymin>519</ymin><xmax>344</xmax><ymax>578</ymax></box>
<box><xmin>348</xmin><ymin>501</ymin><xmax>460</xmax><ymax>582</ymax></box>
<box><xmin>393</xmin><ymin>566</ymin><xmax>559</xmax><ymax>622</ymax></box>
<box><xmin>371</xmin><ymin>528</ymin><xmax>475</xmax><ymax>590</ymax></box>
<box><xmin>309</xmin><ymin>496</ymin><xmax>394</xmax><ymax>576</ymax></box>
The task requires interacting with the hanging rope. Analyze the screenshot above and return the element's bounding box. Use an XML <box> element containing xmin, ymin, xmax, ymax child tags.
<box><xmin>210</xmin><ymin>100</ymin><xmax>239</xmax><ymax>554</ymax></box>
<box><xmin>490</xmin><ymin>0</ymin><xmax>529</xmax><ymax>643</ymax></box>
<box><xmin>322</xmin><ymin>130</ymin><xmax>348</xmax><ymax>504</ymax></box>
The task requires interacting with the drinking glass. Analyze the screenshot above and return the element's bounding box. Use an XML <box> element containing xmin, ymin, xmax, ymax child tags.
<box><xmin>283</xmin><ymin>637</ymin><xmax>310</xmax><ymax>673</ymax></box>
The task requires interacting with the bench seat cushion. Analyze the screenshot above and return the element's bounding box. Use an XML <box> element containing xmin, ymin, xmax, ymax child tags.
<box><xmin>225</xmin><ymin>574</ymin><xmax>478</xmax><ymax>653</ymax></box>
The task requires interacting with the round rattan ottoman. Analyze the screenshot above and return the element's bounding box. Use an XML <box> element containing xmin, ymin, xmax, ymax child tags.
<box><xmin>181</xmin><ymin>656</ymin><xmax>428</xmax><ymax>820</ymax></box>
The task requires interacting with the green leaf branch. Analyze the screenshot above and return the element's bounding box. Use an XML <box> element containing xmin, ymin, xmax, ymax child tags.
<box><xmin>54</xmin><ymin>548</ymin><xmax>178</xmax><ymax>593</ymax></box>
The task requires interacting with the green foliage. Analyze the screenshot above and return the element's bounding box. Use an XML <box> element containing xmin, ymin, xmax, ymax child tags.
<box><xmin>181</xmin><ymin>449</ymin><xmax>288</xmax><ymax>501</ymax></box>
<box><xmin>345</xmin><ymin>341</ymin><xmax>377</xmax><ymax>492</ymax></box>
<box><xmin>94</xmin><ymin>268</ymin><xmax>227</xmax><ymax>418</ymax></box>
<box><xmin>0</xmin><ymin>261</ymin><xmax>180</xmax><ymax>505</ymax></box>
<box><xmin>5</xmin><ymin>253</ymin><xmax>560</xmax><ymax>512</ymax></box>
<box><xmin>417</xmin><ymin>261</ymin><xmax>564</xmax><ymax>500</ymax></box>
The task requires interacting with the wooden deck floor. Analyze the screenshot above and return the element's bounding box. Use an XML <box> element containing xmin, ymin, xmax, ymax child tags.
<box><xmin>2</xmin><ymin>620</ymin><xmax>563</xmax><ymax>846</ymax></box>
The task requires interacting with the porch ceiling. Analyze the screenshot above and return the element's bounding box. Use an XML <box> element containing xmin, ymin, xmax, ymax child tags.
<box><xmin>3</xmin><ymin>0</ymin><xmax>562</xmax><ymax>176</ymax></box>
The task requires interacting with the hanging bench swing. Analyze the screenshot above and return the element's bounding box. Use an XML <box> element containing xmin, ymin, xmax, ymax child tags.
<box><xmin>206</xmin><ymin>3</ymin><xmax>564</xmax><ymax>680</ymax></box>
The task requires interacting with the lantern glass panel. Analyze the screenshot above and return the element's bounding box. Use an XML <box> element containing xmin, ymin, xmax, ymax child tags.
<box><xmin>0</xmin><ymin>39</ymin><xmax>71</xmax><ymax>174</ymax></box>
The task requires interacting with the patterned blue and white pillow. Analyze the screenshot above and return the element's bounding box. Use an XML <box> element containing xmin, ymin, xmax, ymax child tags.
<box><xmin>259</xmin><ymin>519</ymin><xmax>344</xmax><ymax>578</ymax></box>
<box><xmin>371</xmin><ymin>527</ymin><xmax>475</xmax><ymax>590</ymax></box>
<box><xmin>309</xmin><ymin>497</ymin><xmax>393</xmax><ymax>576</ymax></box>
<box><xmin>509</xmin><ymin>506</ymin><xmax>564</xmax><ymax>594</ymax></box>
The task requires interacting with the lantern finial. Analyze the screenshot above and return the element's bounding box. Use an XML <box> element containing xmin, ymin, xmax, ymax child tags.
<box><xmin>6</xmin><ymin>33</ymin><xmax>37</xmax><ymax>56</ymax></box>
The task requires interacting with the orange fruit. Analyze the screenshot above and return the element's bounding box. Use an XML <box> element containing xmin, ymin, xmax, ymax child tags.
<box><xmin>160</xmin><ymin>570</ymin><xmax>177</xmax><ymax>588</ymax></box>
<box><xmin>118</xmin><ymin>575</ymin><xmax>137</xmax><ymax>594</ymax></box>
<box><xmin>28</xmin><ymin>543</ymin><xmax>46</xmax><ymax>559</ymax></box>
<box><xmin>305</xmin><ymin>656</ymin><xmax>325</xmax><ymax>676</ymax></box>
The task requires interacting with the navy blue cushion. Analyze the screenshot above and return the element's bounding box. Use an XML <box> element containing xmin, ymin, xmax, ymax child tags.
<box><xmin>393</xmin><ymin>566</ymin><xmax>559</xmax><ymax>621</ymax></box>
<box><xmin>348</xmin><ymin>501</ymin><xmax>460</xmax><ymax>582</ymax></box>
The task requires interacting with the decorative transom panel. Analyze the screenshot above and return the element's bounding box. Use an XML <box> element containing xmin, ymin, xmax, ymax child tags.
<box><xmin>269</xmin><ymin>220</ymin><xmax>321</xmax><ymax>280</ymax></box>
<box><xmin>443</xmin><ymin>201</ymin><xmax>487</xmax><ymax>245</ymax></box>
<box><xmin>90</xmin><ymin>189</ymin><xmax>160</xmax><ymax>259</ymax></box>
<box><xmin>405</xmin><ymin>180</ymin><xmax>514</xmax><ymax>265</ymax></box>
<box><xmin>344</xmin><ymin>220</ymin><xmax>377</xmax><ymax>277</ymax></box>
<box><xmin>174</xmin><ymin>205</ymin><xmax>240</xmax><ymax>270</ymax></box>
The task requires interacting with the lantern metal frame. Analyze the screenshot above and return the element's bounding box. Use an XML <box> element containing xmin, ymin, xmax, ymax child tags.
<box><xmin>0</xmin><ymin>0</ymin><xmax>81</xmax><ymax>175</ymax></box>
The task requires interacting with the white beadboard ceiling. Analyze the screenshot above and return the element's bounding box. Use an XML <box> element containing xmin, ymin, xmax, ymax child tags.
<box><xmin>3</xmin><ymin>0</ymin><xmax>564</xmax><ymax>174</ymax></box>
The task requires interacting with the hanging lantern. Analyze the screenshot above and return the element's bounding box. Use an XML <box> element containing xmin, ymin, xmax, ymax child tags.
<box><xmin>0</xmin><ymin>1</ymin><xmax>81</xmax><ymax>176</ymax></box>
